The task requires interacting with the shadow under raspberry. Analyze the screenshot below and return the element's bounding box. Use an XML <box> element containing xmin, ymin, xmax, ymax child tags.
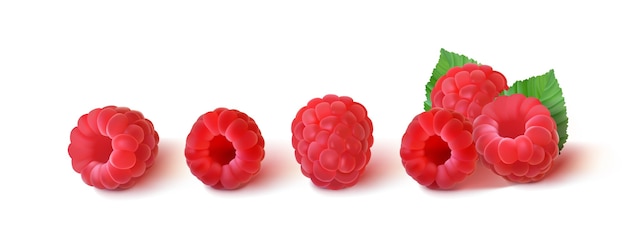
<box><xmin>127</xmin><ymin>138</ymin><xmax>187</xmax><ymax>191</ymax></box>
<box><xmin>357</xmin><ymin>153</ymin><xmax>402</xmax><ymax>188</ymax></box>
<box><xmin>455</xmin><ymin>162</ymin><xmax>510</xmax><ymax>190</ymax></box>
<box><xmin>92</xmin><ymin>138</ymin><xmax>187</xmax><ymax>197</ymax></box>
<box><xmin>242</xmin><ymin>147</ymin><xmax>298</xmax><ymax>190</ymax></box>
<box><xmin>202</xmin><ymin>140</ymin><xmax>301</xmax><ymax>194</ymax></box>
<box><xmin>538</xmin><ymin>142</ymin><xmax>593</xmax><ymax>184</ymax></box>
<box><xmin>457</xmin><ymin>142</ymin><xmax>593</xmax><ymax>190</ymax></box>
<box><xmin>350</xmin><ymin>138</ymin><xmax>408</xmax><ymax>190</ymax></box>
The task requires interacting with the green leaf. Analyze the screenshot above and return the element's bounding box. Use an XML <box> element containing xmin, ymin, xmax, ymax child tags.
<box><xmin>424</xmin><ymin>48</ymin><xmax>478</xmax><ymax>111</ymax></box>
<box><xmin>502</xmin><ymin>70</ymin><xmax>568</xmax><ymax>152</ymax></box>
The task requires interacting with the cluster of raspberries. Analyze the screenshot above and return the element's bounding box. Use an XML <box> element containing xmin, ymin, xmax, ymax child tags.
<box><xmin>400</xmin><ymin>63</ymin><xmax>560</xmax><ymax>189</ymax></box>
<box><xmin>69</xmin><ymin>98</ymin><xmax>373</xmax><ymax>191</ymax></box>
<box><xmin>69</xmin><ymin>106</ymin><xmax>265</xmax><ymax>190</ymax></box>
<box><xmin>67</xmin><ymin>64</ymin><xmax>561</xmax><ymax>191</ymax></box>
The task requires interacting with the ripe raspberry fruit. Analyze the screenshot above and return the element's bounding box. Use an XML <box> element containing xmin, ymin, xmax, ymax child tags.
<box><xmin>473</xmin><ymin>94</ymin><xmax>559</xmax><ymax>183</ymax></box>
<box><xmin>431</xmin><ymin>63</ymin><xmax>508</xmax><ymax>122</ymax></box>
<box><xmin>68</xmin><ymin>106</ymin><xmax>159</xmax><ymax>190</ymax></box>
<box><xmin>291</xmin><ymin>94</ymin><xmax>374</xmax><ymax>190</ymax></box>
<box><xmin>185</xmin><ymin>108</ymin><xmax>265</xmax><ymax>190</ymax></box>
<box><xmin>400</xmin><ymin>108</ymin><xmax>477</xmax><ymax>189</ymax></box>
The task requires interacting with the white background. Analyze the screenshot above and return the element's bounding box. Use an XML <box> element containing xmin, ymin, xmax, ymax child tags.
<box><xmin>1</xmin><ymin>1</ymin><xmax>623</xmax><ymax>249</ymax></box>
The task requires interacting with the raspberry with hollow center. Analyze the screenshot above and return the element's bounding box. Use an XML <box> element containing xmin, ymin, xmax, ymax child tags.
<box><xmin>473</xmin><ymin>94</ymin><xmax>559</xmax><ymax>183</ymax></box>
<box><xmin>291</xmin><ymin>94</ymin><xmax>374</xmax><ymax>190</ymax></box>
<box><xmin>184</xmin><ymin>108</ymin><xmax>265</xmax><ymax>190</ymax></box>
<box><xmin>431</xmin><ymin>63</ymin><xmax>508</xmax><ymax>122</ymax></box>
<box><xmin>400</xmin><ymin>108</ymin><xmax>477</xmax><ymax>189</ymax></box>
<box><xmin>68</xmin><ymin>106</ymin><xmax>159</xmax><ymax>190</ymax></box>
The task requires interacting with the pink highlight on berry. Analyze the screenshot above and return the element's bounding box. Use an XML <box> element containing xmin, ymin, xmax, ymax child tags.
<box><xmin>68</xmin><ymin>106</ymin><xmax>160</xmax><ymax>190</ymax></box>
<box><xmin>185</xmin><ymin>108</ymin><xmax>265</xmax><ymax>190</ymax></box>
<box><xmin>400</xmin><ymin>108</ymin><xmax>477</xmax><ymax>189</ymax></box>
<box><xmin>291</xmin><ymin>94</ymin><xmax>374</xmax><ymax>190</ymax></box>
<box><xmin>473</xmin><ymin>94</ymin><xmax>559</xmax><ymax>183</ymax></box>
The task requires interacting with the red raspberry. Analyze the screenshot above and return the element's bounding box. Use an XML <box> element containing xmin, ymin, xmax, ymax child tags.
<box><xmin>431</xmin><ymin>63</ymin><xmax>508</xmax><ymax>122</ymax></box>
<box><xmin>184</xmin><ymin>108</ymin><xmax>265</xmax><ymax>190</ymax></box>
<box><xmin>400</xmin><ymin>108</ymin><xmax>477</xmax><ymax>189</ymax></box>
<box><xmin>291</xmin><ymin>94</ymin><xmax>374</xmax><ymax>190</ymax></box>
<box><xmin>473</xmin><ymin>94</ymin><xmax>559</xmax><ymax>183</ymax></box>
<box><xmin>68</xmin><ymin>106</ymin><xmax>159</xmax><ymax>190</ymax></box>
